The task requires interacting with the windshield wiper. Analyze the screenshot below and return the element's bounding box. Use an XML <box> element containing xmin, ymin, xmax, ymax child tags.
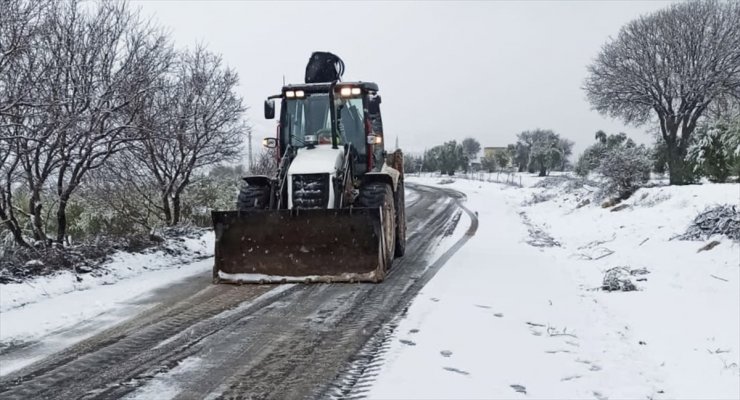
<box><xmin>290</xmin><ymin>135</ymin><xmax>306</xmax><ymax>146</ymax></box>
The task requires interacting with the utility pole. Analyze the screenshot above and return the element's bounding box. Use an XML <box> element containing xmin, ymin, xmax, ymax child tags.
<box><xmin>247</xmin><ymin>129</ymin><xmax>253</xmax><ymax>171</ymax></box>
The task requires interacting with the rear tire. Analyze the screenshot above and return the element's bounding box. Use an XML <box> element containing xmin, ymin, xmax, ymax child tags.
<box><xmin>394</xmin><ymin>181</ymin><xmax>406</xmax><ymax>257</ymax></box>
<box><xmin>236</xmin><ymin>183</ymin><xmax>270</xmax><ymax>210</ymax></box>
<box><xmin>358</xmin><ymin>182</ymin><xmax>396</xmax><ymax>269</ymax></box>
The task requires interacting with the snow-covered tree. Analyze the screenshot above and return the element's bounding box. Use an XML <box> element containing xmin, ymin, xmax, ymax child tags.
<box><xmin>402</xmin><ymin>154</ymin><xmax>422</xmax><ymax>175</ymax></box>
<box><xmin>493</xmin><ymin>150</ymin><xmax>509</xmax><ymax>170</ymax></box>
<box><xmin>575</xmin><ymin>131</ymin><xmax>634</xmax><ymax>177</ymax></box>
<box><xmin>690</xmin><ymin>115</ymin><xmax>740</xmax><ymax>182</ymax></box>
<box><xmin>523</xmin><ymin>130</ymin><xmax>561</xmax><ymax>176</ymax></box>
<box><xmin>462</xmin><ymin>137</ymin><xmax>481</xmax><ymax>162</ymax></box>
<box><xmin>422</xmin><ymin>141</ymin><xmax>466</xmax><ymax>175</ymax></box>
<box><xmin>438</xmin><ymin>140</ymin><xmax>467</xmax><ymax>175</ymax></box>
<box><xmin>509</xmin><ymin>142</ymin><xmax>529</xmax><ymax>172</ymax></box>
<box><xmin>508</xmin><ymin>130</ymin><xmax>572</xmax><ymax>176</ymax></box>
<box><xmin>480</xmin><ymin>153</ymin><xmax>497</xmax><ymax>172</ymax></box>
<box><xmin>556</xmin><ymin>138</ymin><xmax>575</xmax><ymax>171</ymax></box>
<box><xmin>599</xmin><ymin>145</ymin><xmax>652</xmax><ymax>198</ymax></box>
<box><xmin>421</xmin><ymin>147</ymin><xmax>440</xmax><ymax>172</ymax></box>
<box><xmin>584</xmin><ymin>0</ymin><xmax>740</xmax><ymax>185</ymax></box>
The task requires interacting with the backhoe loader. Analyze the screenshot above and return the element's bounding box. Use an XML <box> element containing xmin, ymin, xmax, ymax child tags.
<box><xmin>211</xmin><ymin>52</ymin><xmax>405</xmax><ymax>283</ymax></box>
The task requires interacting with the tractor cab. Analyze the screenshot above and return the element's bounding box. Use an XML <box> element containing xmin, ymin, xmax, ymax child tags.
<box><xmin>264</xmin><ymin>81</ymin><xmax>385</xmax><ymax>176</ymax></box>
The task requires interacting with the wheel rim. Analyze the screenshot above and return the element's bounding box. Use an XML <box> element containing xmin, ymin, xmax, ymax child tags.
<box><xmin>383</xmin><ymin>194</ymin><xmax>395</xmax><ymax>266</ymax></box>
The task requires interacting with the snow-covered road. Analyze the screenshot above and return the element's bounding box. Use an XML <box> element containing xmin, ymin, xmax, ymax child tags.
<box><xmin>0</xmin><ymin>184</ymin><xmax>475</xmax><ymax>399</ymax></box>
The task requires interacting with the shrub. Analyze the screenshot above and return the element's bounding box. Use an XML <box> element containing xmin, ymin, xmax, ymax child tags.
<box><xmin>598</xmin><ymin>145</ymin><xmax>652</xmax><ymax>199</ymax></box>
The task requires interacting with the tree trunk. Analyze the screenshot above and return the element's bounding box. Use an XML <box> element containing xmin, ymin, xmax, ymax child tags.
<box><xmin>0</xmin><ymin>208</ymin><xmax>28</xmax><ymax>247</ymax></box>
<box><xmin>538</xmin><ymin>166</ymin><xmax>547</xmax><ymax>177</ymax></box>
<box><xmin>28</xmin><ymin>189</ymin><xmax>46</xmax><ymax>242</ymax></box>
<box><xmin>172</xmin><ymin>193</ymin><xmax>181</xmax><ymax>225</ymax></box>
<box><xmin>661</xmin><ymin>118</ymin><xmax>696</xmax><ymax>185</ymax></box>
<box><xmin>666</xmin><ymin>142</ymin><xmax>689</xmax><ymax>185</ymax></box>
<box><xmin>55</xmin><ymin>198</ymin><xmax>68</xmax><ymax>244</ymax></box>
<box><xmin>162</xmin><ymin>192</ymin><xmax>172</xmax><ymax>225</ymax></box>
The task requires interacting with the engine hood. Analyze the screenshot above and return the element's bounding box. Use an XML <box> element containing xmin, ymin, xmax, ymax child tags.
<box><xmin>288</xmin><ymin>145</ymin><xmax>345</xmax><ymax>175</ymax></box>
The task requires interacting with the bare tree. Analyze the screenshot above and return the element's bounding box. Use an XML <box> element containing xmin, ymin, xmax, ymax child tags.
<box><xmin>1</xmin><ymin>0</ymin><xmax>55</xmax><ymax>243</ymax></box>
<box><xmin>45</xmin><ymin>1</ymin><xmax>173</xmax><ymax>243</ymax></box>
<box><xmin>1</xmin><ymin>0</ymin><xmax>247</xmax><ymax>247</ymax></box>
<box><xmin>132</xmin><ymin>46</ymin><xmax>246</xmax><ymax>225</ymax></box>
<box><xmin>584</xmin><ymin>0</ymin><xmax>740</xmax><ymax>184</ymax></box>
<box><xmin>84</xmin><ymin>151</ymin><xmax>164</xmax><ymax>232</ymax></box>
<box><xmin>0</xmin><ymin>0</ymin><xmax>46</xmax><ymax>107</ymax></box>
<box><xmin>250</xmin><ymin>148</ymin><xmax>278</xmax><ymax>176</ymax></box>
<box><xmin>0</xmin><ymin>137</ymin><xmax>27</xmax><ymax>246</ymax></box>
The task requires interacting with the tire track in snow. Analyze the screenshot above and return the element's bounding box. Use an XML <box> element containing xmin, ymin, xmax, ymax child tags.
<box><xmin>0</xmin><ymin>185</ymin><xmax>472</xmax><ymax>399</ymax></box>
<box><xmin>322</xmin><ymin>184</ymin><xmax>479</xmax><ymax>400</ymax></box>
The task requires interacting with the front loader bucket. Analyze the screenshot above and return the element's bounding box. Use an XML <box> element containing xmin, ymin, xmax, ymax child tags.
<box><xmin>211</xmin><ymin>208</ymin><xmax>388</xmax><ymax>283</ymax></box>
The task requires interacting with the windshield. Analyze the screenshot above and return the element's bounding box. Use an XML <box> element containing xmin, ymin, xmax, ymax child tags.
<box><xmin>337</xmin><ymin>98</ymin><xmax>365</xmax><ymax>151</ymax></box>
<box><xmin>282</xmin><ymin>93</ymin><xmax>365</xmax><ymax>150</ymax></box>
<box><xmin>283</xmin><ymin>94</ymin><xmax>331</xmax><ymax>147</ymax></box>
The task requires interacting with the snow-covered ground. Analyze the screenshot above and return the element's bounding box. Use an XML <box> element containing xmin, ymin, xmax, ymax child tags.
<box><xmin>369</xmin><ymin>175</ymin><xmax>740</xmax><ymax>399</ymax></box>
<box><xmin>2</xmin><ymin>177</ymin><xmax>738</xmax><ymax>398</ymax></box>
<box><xmin>0</xmin><ymin>233</ymin><xmax>214</xmax><ymax>375</ymax></box>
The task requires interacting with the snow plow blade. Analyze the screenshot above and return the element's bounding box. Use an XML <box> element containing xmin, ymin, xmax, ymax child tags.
<box><xmin>212</xmin><ymin>208</ymin><xmax>388</xmax><ymax>283</ymax></box>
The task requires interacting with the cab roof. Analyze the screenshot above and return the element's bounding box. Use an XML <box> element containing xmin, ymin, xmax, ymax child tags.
<box><xmin>281</xmin><ymin>81</ymin><xmax>379</xmax><ymax>93</ymax></box>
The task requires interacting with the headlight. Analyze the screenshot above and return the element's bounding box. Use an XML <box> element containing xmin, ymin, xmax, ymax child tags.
<box><xmin>262</xmin><ymin>137</ymin><xmax>278</xmax><ymax>148</ymax></box>
<box><xmin>367</xmin><ymin>135</ymin><xmax>382</xmax><ymax>145</ymax></box>
<box><xmin>285</xmin><ymin>90</ymin><xmax>295</xmax><ymax>98</ymax></box>
<box><xmin>339</xmin><ymin>87</ymin><xmax>361</xmax><ymax>97</ymax></box>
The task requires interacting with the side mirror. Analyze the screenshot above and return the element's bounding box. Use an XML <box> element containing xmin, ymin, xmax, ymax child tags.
<box><xmin>264</xmin><ymin>100</ymin><xmax>275</xmax><ymax>119</ymax></box>
<box><xmin>262</xmin><ymin>137</ymin><xmax>278</xmax><ymax>148</ymax></box>
<box><xmin>368</xmin><ymin>95</ymin><xmax>381</xmax><ymax>114</ymax></box>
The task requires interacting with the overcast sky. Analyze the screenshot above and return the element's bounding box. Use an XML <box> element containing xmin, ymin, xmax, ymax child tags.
<box><xmin>136</xmin><ymin>0</ymin><xmax>675</xmax><ymax>157</ymax></box>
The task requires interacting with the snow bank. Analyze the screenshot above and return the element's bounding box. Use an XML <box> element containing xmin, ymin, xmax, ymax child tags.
<box><xmin>366</xmin><ymin>176</ymin><xmax>739</xmax><ymax>400</ymax></box>
<box><xmin>0</xmin><ymin>233</ymin><xmax>213</xmax><ymax>314</ymax></box>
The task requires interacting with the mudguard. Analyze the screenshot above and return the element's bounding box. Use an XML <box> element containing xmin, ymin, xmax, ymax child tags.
<box><xmin>363</xmin><ymin>164</ymin><xmax>400</xmax><ymax>191</ymax></box>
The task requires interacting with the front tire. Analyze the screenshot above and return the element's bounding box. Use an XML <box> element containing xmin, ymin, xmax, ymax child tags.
<box><xmin>236</xmin><ymin>183</ymin><xmax>270</xmax><ymax>210</ymax></box>
<box><xmin>358</xmin><ymin>182</ymin><xmax>396</xmax><ymax>269</ymax></box>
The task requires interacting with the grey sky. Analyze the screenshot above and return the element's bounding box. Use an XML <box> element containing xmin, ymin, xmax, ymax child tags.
<box><xmin>136</xmin><ymin>0</ymin><xmax>674</xmax><ymax>157</ymax></box>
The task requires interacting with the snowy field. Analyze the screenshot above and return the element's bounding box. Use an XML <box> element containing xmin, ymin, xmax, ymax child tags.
<box><xmin>368</xmin><ymin>175</ymin><xmax>740</xmax><ymax>399</ymax></box>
